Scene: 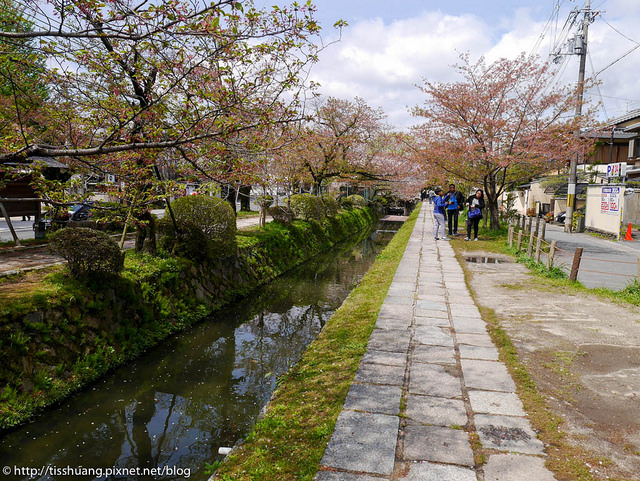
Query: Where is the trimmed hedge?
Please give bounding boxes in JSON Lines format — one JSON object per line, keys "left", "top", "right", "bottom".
{"left": 160, "top": 195, "right": 237, "bottom": 259}
{"left": 48, "top": 227, "right": 124, "bottom": 278}
{"left": 267, "top": 206, "right": 295, "bottom": 224}
{"left": 290, "top": 193, "right": 325, "bottom": 221}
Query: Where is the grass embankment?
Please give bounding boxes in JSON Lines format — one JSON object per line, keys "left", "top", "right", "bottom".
{"left": 451, "top": 224, "right": 638, "bottom": 481}
{"left": 212, "top": 205, "right": 420, "bottom": 480}
{"left": 0, "top": 208, "right": 376, "bottom": 431}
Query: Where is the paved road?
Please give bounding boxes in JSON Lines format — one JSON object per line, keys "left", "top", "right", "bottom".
{"left": 317, "top": 205, "right": 555, "bottom": 480}
{"left": 541, "top": 223, "right": 640, "bottom": 290}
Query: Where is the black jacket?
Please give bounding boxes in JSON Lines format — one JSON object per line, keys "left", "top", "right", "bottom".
{"left": 466, "top": 194, "right": 485, "bottom": 211}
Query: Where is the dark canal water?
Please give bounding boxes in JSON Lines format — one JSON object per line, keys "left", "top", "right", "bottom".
{"left": 0, "top": 222, "right": 400, "bottom": 480}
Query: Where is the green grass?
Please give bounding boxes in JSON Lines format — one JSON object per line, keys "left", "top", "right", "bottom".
{"left": 212, "top": 204, "right": 421, "bottom": 480}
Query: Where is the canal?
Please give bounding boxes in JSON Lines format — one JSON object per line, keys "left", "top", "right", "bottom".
{"left": 0, "top": 221, "right": 401, "bottom": 480}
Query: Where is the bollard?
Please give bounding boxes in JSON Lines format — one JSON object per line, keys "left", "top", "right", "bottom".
{"left": 547, "top": 240, "right": 557, "bottom": 269}
{"left": 535, "top": 235, "right": 542, "bottom": 263}
{"left": 527, "top": 227, "right": 535, "bottom": 257}
{"left": 517, "top": 230, "right": 523, "bottom": 251}
{"left": 508, "top": 225, "right": 514, "bottom": 247}
{"left": 569, "top": 247, "right": 583, "bottom": 281}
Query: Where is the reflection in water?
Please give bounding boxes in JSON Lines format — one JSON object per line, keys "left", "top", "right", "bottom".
{"left": 0, "top": 223, "right": 398, "bottom": 481}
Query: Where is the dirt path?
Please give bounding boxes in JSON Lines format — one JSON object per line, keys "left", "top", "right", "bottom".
{"left": 462, "top": 250, "right": 640, "bottom": 480}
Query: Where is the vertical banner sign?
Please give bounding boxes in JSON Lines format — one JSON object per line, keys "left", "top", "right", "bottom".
{"left": 601, "top": 187, "right": 620, "bottom": 215}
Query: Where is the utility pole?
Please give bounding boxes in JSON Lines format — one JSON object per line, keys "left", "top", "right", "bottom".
{"left": 565, "top": 0, "right": 593, "bottom": 233}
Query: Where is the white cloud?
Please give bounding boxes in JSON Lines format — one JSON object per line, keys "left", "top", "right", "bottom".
{"left": 310, "top": 3, "right": 640, "bottom": 130}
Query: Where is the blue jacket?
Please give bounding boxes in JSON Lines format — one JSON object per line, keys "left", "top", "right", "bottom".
{"left": 433, "top": 195, "right": 446, "bottom": 215}
{"left": 445, "top": 193, "right": 458, "bottom": 211}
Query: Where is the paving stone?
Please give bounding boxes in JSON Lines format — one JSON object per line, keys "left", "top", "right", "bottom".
{"left": 404, "top": 462, "right": 477, "bottom": 481}
{"left": 414, "top": 307, "right": 449, "bottom": 319}
{"left": 414, "top": 292, "right": 446, "bottom": 302}
{"left": 412, "top": 345, "right": 456, "bottom": 364}
{"left": 385, "top": 287, "right": 415, "bottom": 299}
{"left": 413, "top": 325, "right": 454, "bottom": 347}
{"left": 405, "top": 394, "right": 467, "bottom": 427}
{"left": 384, "top": 295, "right": 414, "bottom": 305}
{"left": 368, "top": 329, "right": 411, "bottom": 353}
{"left": 456, "top": 332, "right": 495, "bottom": 347}
{"left": 450, "top": 306, "right": 482, "bottom": 317}
{"left": 376, "top": 316, "right": 412, "bottom": 330}
{"left": 459, "top": 344, "right": 499, "bottom": 361}
{"left": 415, "top": 299, "right": 447, "bottom": 311}
{"left": 315, "top": 472, "right": 386, "bottom": 481}
{"left": 378, "top": 303, "right": 414, "bottom": 319}
{"left": 414, "top": 315, "right": 450, "bottom": 327}
{"left": 409, "top": 363, "right": 462, "bottom": 398}
{"left": 451, "top": 316, "right": 487, "bottom": 334}
{"left": 355, "top": 362, "right": 405, "bottom": 386}
{"left": 483, "top": 453, "right": 557, "bottom": 481}
{"left": 460, "top": 359, "right": 516, "bottom": 392}
{"left": 321, "top": 411, "right": 399, "bottom": 476}
{"left": 475, "top": 414, "right": 545, "bottom": 454}
{"left": 344, "top": 383, "right": 403, "bottom": 415}
{"left": 403, "top": 425, "right": 474, "bottom": 466}
{"left": 468, "top": 390, "right": 526, "bottom": 416}
{"left": 361, "top": 350, "right": 407, "bottom": 367}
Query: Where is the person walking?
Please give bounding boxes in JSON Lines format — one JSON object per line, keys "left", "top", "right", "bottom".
{"left": 433, "top": 188, "right": 448, "bottom": 240}
{"left": 465, "top": 189, "right": 485, "bottom": 241}
{"left": 445, "top": 183, "right": 465, "bottom": 236}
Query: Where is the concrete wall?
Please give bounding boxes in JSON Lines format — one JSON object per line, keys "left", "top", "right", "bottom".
{"left": 585, "top": 185, "right": 624, "bottom": 238}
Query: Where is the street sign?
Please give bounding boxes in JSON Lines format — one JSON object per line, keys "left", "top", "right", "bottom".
{"left": 606, "top": 162, "right": 627, "bottom": 178}
{"left": 601, "top": 187, "right": 620, "bottom": 215}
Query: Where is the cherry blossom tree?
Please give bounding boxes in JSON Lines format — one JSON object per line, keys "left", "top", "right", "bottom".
{"left": 411, "top": 53, "right": 595, "bottom": 229}
{"left": 0, "top": 0, "right": 333, "bottom": 171}
{"left": 292, "top": 96, "right": 388, "bottom": 195}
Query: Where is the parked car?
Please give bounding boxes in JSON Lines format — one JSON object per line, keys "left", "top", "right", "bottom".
{"left": 555, "top": 211, "right": 566, "bottom": 223}
{"left": 69, "top": 203, "right": 93, "bottom": 221}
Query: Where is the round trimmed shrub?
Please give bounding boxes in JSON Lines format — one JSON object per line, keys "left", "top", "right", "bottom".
{"left": 48, "top": 227, "right": 124, "bottom": 278}
{"left": 289, "top": 194, "right": 326, "bottom": 221}
{"left": 163, "top": 195, "right": 237, "bottom": 259}
{"left": 267, "top": 205, "right": 295, "bottom": 224}
{"left": 322, "top": 197, "right": 340, "bottom": 217}
{"left": 346, "top": 194, "right": 367, "bottom": 207}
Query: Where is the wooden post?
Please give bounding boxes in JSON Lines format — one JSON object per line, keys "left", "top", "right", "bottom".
{"left": 521, "top": 214, "right": 526, "bottom": 231}
{"left": 517, "top": 230, "right": 523, "bottom": 251}
{"left": 527, "top": 216, "right": 533, "bottom": 234}
{"left": 535, "top": 234, "right": 542, "bottom": 263}
{"left": 527, "top": 227, "right": 535, "bottom": 257}
{"left": 569, "top": 247, "right": 583, "bottom": 281}
{"left": 0, "top": 201, "right": 22, "bottom": 247}
{"left": 541, "top": 219, "right": 547, "bottom": 241}
{"left": 547, "top": 240, "right": 557, "bottom": 269}
{"left": 534, "top": 216, "right": 540, "bottom": 237}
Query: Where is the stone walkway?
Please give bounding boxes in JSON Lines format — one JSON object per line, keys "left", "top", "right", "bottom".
{"left": 316, "top": 205, "right": 556, "bottom": 481}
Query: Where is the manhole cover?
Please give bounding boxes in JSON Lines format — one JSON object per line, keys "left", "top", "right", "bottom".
{"left": 479, "top": 425, "right": 531, "bottom": 445}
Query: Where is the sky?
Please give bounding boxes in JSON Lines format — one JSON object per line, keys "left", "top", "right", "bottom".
{"left": 283, "top": 0, "right": 640, "bottom": 130}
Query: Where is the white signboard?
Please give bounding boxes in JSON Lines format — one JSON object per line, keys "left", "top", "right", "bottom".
{"left": 606, "top": 162, "right": 627, "bottom": 178}
{"left": 600, "top": 187, "right": 620, "bottom": 215}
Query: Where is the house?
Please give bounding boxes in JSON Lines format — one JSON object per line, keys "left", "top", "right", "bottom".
{"left": 0, "top": 157, "right": 69, "bottom": 220}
